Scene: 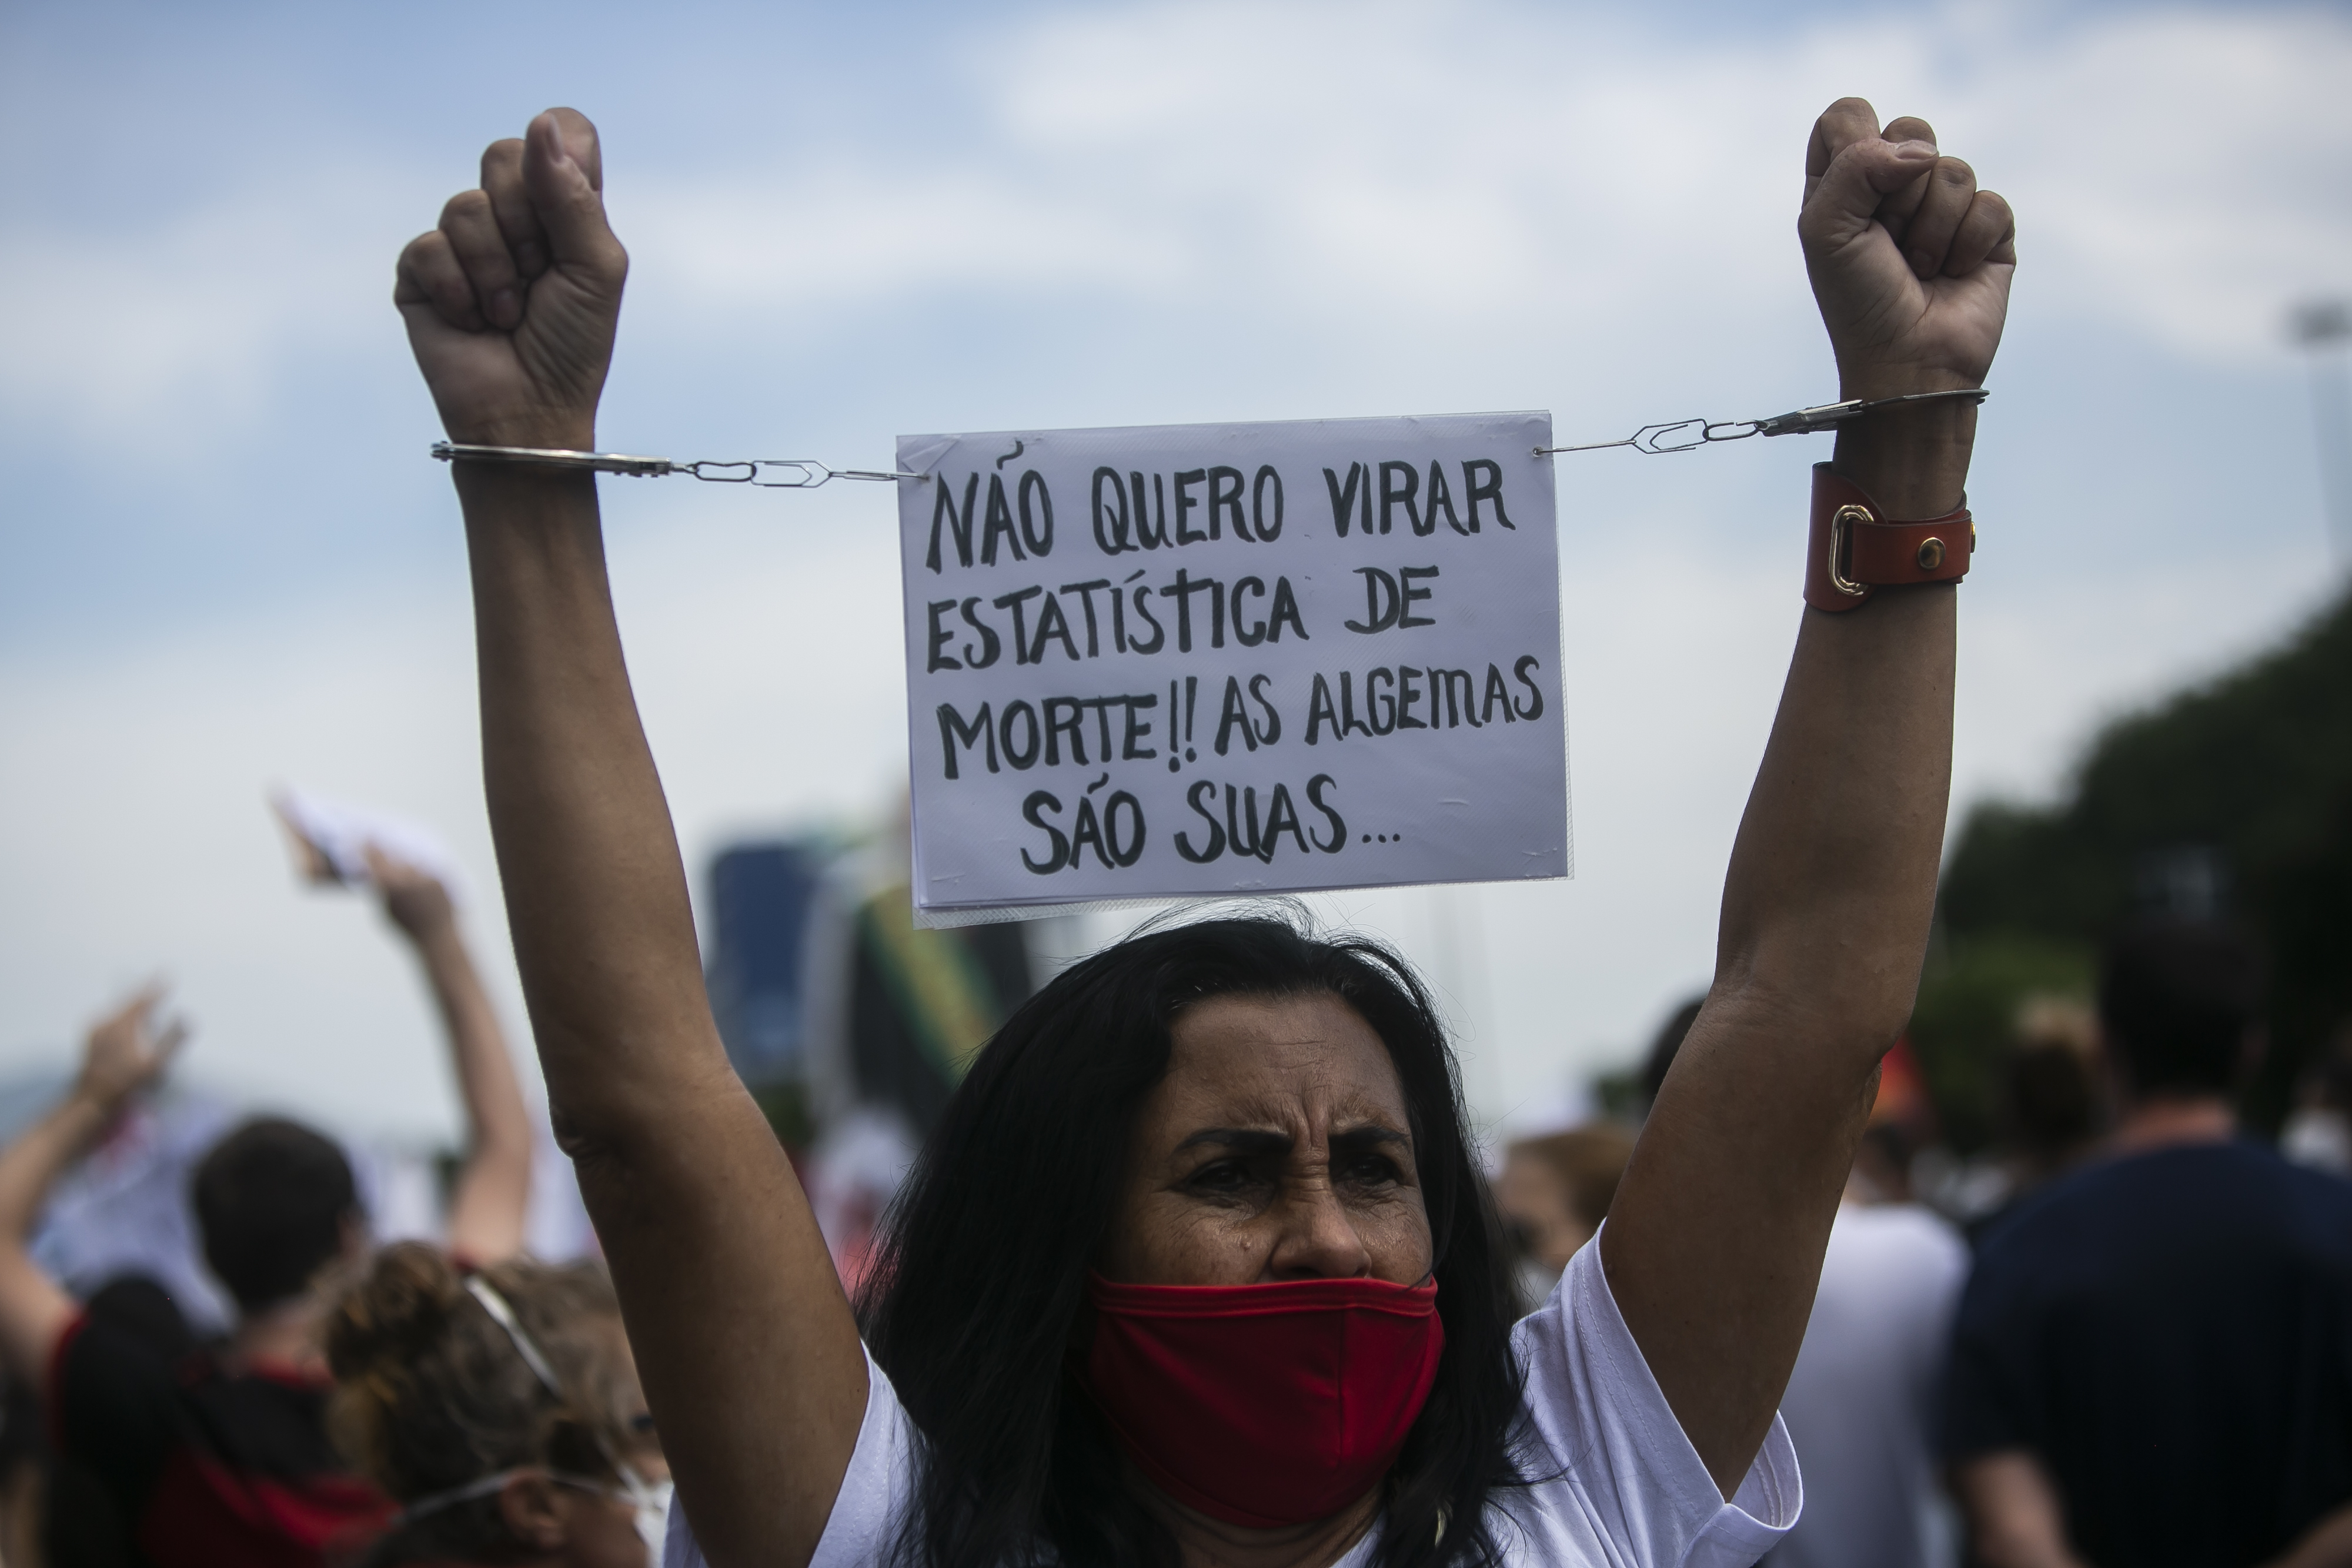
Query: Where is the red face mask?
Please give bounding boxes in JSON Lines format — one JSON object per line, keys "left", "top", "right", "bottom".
{"left": 1081, "top": 1273, "right": 1446, "bottom": 1529}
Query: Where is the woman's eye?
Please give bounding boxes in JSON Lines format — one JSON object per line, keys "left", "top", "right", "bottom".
{"left": 1185, "top": 1161, "right": 1258, "bottom": 1195}
{"left": 1341, "top": 1154, "right": 1402, "bottom": 1186}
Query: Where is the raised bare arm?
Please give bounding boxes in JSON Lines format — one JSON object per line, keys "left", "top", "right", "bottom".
{"left": 0, "top": 989, "right": 184, "bottom": 1389}
{"left": 393, "top": 110, "right": 866, "bottom": 1568}
{"left": 1601, "top": 97, "right": 2016, "bottom": 1493}
{"left": 365, "top": 848, "right": 534, "bottom": 1264}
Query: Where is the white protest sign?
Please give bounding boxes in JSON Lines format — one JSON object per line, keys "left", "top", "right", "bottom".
{"left": 897, "top": 412, "right": 1568, "bottom": 924}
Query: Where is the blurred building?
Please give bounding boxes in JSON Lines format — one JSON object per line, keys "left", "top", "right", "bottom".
{"left": 701, "top": 830, "right": 1038, "bottom": 1287}
{"left": 705, "top": 842, "right": 830, "bottom": 1141}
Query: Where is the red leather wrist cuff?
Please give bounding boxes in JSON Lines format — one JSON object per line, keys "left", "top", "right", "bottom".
{"left": 1806, "top": 463, "right": 1973, "bottom": 613}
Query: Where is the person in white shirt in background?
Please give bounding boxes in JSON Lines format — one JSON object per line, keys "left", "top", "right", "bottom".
{"left": 1763, "top": 1080, "right": 1969, "bottom": 1568}
{"left": 1493, "top": 1125, "right": 1636, "bottom": 1312}
{"left": 2283, "top": 1025, "right": 2352, "bottom": 1176}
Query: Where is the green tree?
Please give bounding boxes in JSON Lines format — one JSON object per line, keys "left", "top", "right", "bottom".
{"left": 1932, "top": 585, "right": 2352, "bottom": 1137}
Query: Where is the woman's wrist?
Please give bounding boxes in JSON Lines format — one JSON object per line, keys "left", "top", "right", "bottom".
{"left": 452, "top": 457, "right": 602, "bottom": 520}
{"left": 436, "top": 398, "right": 598, "bottom": 453}
{"left": 1829, "top": 360, "right": 1980, "bottom": 517}
{"left": 1830, "top": 401, "right": 1975, "bottom": 519}
{"left": 405, "top": 919, "right": 470, "bottom": 977}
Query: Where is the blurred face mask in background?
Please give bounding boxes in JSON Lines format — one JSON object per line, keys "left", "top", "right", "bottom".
{"left": 465, "top": 1276, "right": 671, "bottom": 1567}
{"left": 387, "top": 1466, "right": 662, "bottom": 1564}
{"left": 613, "top": 1461, "right": 674, "bottom": 1565}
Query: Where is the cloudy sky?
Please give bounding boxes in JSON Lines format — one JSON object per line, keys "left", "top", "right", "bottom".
{"left": 3, "top": 0, "right": 2348, "bottom": 1144}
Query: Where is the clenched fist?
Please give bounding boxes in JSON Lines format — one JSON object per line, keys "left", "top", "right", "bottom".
{"left": 395, "top": 109, "right": 627, "bottom": 450}
{"left": 1800, "top": 98, "right": 2016, "bottom": 402}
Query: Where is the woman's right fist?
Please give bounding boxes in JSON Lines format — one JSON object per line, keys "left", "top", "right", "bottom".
{"left": 394, "top": 109, "right": 627, "bottom": 450}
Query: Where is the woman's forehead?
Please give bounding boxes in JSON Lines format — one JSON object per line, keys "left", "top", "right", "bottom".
{"left": 1158, "top": 992, "right": 1408, "bottom": 1124}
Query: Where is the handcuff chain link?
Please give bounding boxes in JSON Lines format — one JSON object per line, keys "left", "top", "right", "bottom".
{"left": 1535, "top": 387, "right": 1988, "bottom": 457}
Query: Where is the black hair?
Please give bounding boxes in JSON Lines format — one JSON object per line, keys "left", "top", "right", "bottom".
{"left": 859, "top": 912, "right": 1528, "bottom": 1568}
{"left": 2098, "top": 918, "right": 2264, "bottom": 1096}
{"left": 192, "top": 1116, "right": 360, "bottom": 1314}
{"left": 2003, "top": 1042, "right": 2097, "bottom": 1157}
{"left": 85, "top": 1274, "right": 200, "bottom": 1362}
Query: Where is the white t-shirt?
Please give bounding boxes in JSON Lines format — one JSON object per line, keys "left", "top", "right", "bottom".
{"left": 1760, "top": 1202, "right": 1968, "bottom": 1568}
{"left": 667, "top": 1236, "right": 1799, "bottom": 1567}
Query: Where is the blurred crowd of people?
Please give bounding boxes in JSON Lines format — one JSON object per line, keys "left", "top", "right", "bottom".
{"left": 0, "top": 790, "right": 2347, "bottom": 1568}
{"left": 0, "top": 805, "right": 664, "bottom": 1566}
{"left": 0, "top": 797, "right": 1060, "bottom": 1567}
{"left": 1485, "top": 917, "right": 2352, "bottom": 1568}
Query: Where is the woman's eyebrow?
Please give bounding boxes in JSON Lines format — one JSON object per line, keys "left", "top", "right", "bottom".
{"left": 1174, "top": 1127, "right": 1291, "bottom": 1156}
{"left": 1174, "top": 1124, "right": 1410, "bottom": 1158}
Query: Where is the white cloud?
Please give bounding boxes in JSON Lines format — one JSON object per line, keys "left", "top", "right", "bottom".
{"left": 624, "top": 0, "right": 2352, "bottom": 362}
{"left": 0, "top": 165, "right": 435, "bottom": 444}
{"left": 624, "top": 170, "right": 1164, "bottom": 310}
{"left": 0, "top": 486, "right": 914, "bottom": 1139}
{"left": 6, "top": 2, "right": 2344, "bottom": 451}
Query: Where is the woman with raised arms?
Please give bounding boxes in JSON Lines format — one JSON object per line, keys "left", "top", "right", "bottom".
{"left": 392, "top": 96, "right": 2012, "bottom": 1568}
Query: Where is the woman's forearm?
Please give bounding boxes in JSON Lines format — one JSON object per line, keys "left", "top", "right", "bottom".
{"left": 458, "top": 464, "right": 727, "bottom": 1144}
{"left": 1611, "top": 519, "right": 1957, "bottom": 1496}
{"left": 456, "top": 458, "right": 867, "bottom": 1567}
{"left": 1711, "top": 406, "right": 1966, "bottom": 1055}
